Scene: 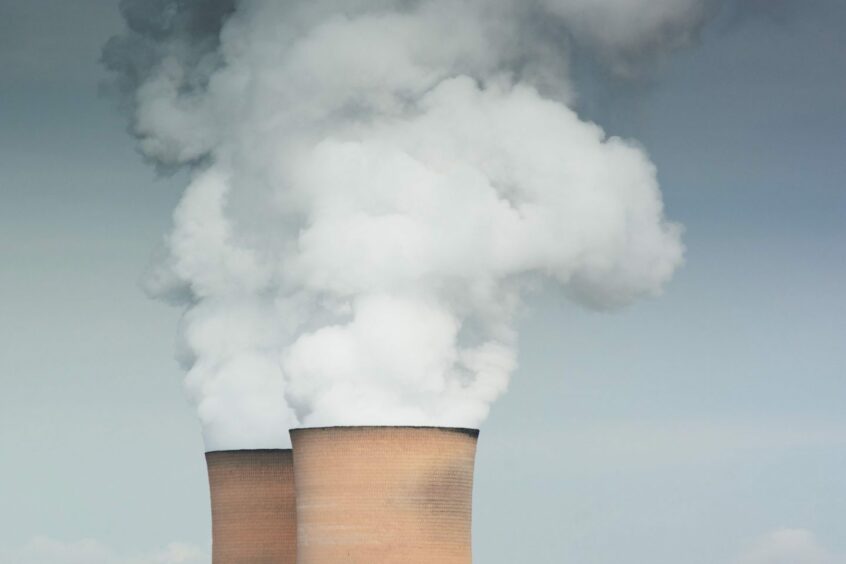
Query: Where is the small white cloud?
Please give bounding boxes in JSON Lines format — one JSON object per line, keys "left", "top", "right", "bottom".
{"left": 0, "top": 537, "right": 209, "bottom": 564}
{"left": 735, "top": 529, "right": 844, "bottom": 564}
{"left": 149, "top": 542, "right": 208, "bottom": 564}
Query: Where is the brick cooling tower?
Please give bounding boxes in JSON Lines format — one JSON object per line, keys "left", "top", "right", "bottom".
{"left": 290, "top": 426, "right": 478, "bottom": 564}
{"left": 205, "top": 449, "right": 297, "bottom": 563}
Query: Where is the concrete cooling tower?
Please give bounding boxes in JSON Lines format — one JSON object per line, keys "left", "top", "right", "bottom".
{"left": 290, "top": 426, "right": 479, "bottom": 564}
{"left": 205, "top": 449, "right": 297, "bottom": 563}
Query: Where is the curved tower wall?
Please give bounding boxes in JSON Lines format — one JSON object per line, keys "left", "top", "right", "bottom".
{"left": 290, "top": 426, "right": 478, "bottom": 564}
{"left": 205, "top": 449, "right": 297, "bottom": 563}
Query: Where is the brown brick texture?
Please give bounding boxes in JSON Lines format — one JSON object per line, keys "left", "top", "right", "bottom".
{"left": 206, "top": 449, "right": 297, "bottom": 563}
{"left": 290, "top": 426, "right": 478, "bottom": 564}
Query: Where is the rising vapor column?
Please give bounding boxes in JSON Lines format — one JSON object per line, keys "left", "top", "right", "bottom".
{"left": 290, "top": 426, "right": 478, "bottom": 564}
{"left": 205, "top": 449, "right": 297, "bottom": 563}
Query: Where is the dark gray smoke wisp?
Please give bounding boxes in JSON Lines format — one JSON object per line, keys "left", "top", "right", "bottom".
{"left": 102, "top": 0, "right": 235, "bottom": 165}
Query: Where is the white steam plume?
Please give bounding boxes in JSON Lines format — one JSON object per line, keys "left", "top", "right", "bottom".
{"left": 104, "top": 0, "right": 688, "bottom": 450}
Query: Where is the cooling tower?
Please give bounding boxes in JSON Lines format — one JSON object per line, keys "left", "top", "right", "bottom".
{"left": 290, "top": 426, "right": 479, "bottom": 564}
{"left": 205, "top": 449, "right": 297, "bottom": 564}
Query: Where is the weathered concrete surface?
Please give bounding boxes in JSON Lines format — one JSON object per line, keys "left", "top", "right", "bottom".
{"left": 206, "top": 449, "right": 297, "bottom": 563}
{"left": 290, "top": 426, "right": 478, "bottom": 564}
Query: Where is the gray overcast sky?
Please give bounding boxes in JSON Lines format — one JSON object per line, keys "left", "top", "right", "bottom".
{"left": 1, "top": 1, "right": 844, "bottom": 563}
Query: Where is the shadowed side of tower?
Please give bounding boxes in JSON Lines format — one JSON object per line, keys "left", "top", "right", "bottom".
{"left": 290, "top": 426, "right": 478, "bottom": 564}
{"left": 205, "top": 449, "right": 297, "bottom": 563}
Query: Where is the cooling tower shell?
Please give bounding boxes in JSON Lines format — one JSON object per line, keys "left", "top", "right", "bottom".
{"left": 205, "top": 449, "right": 297, "bottom": 564}
{"left": 290, "top": 426, "right": 479, "bottom": 564}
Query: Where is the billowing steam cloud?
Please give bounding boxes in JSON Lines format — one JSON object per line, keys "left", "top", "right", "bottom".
{"left": 104, "top": 0, "right": 689, "bottom": 450}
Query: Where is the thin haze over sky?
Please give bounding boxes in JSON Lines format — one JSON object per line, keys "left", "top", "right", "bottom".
{"left": 1, "top": 1, "right": 844, "bottom": 563}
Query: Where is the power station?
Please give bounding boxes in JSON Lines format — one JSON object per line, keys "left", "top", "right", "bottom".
{"left": 206, "top": 427, "right": 479, "bottom": 563}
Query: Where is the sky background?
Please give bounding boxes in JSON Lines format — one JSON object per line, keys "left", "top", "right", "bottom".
{"left": 1, "top": 1, "right": 844, "bottom": 563}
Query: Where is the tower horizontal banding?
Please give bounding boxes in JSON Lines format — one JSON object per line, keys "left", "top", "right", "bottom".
{"left": 290, "top": 426, "right": 479, "bottom": 564}
{"left": 205, "top": 449, "right": 297, "bottom": 563}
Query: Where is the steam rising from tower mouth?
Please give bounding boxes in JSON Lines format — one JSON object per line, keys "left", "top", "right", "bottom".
{"left": 104, "top": 0, "right": 691, "bottom": 450}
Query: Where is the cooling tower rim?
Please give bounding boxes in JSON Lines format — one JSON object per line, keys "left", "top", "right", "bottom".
{"left": 289, "top": 425, "right": 479, "bottom": 438}
{"left": 205, "top": 448, "right": 292, "bottom": 455}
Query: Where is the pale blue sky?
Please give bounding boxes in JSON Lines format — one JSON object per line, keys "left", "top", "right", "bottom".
{"left": 1, "top": 1, "right": 844, "bottom": 563}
